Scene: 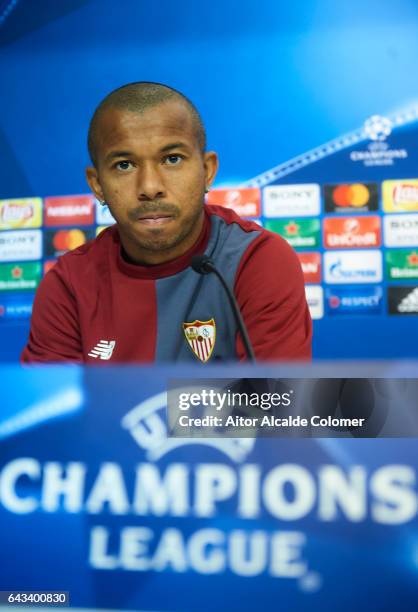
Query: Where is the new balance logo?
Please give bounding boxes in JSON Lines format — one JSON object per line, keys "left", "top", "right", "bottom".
{"left": 88, "top": 340, "right": 116, "bottom": 360}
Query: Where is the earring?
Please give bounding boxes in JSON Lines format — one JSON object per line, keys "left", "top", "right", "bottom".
{"left": 99, "top": 200, "right": 106, "bottom": 207}
{"left": 205, "top": 187, "right": 210, "bottom": 194}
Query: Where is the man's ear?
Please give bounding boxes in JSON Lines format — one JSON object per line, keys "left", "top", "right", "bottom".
{"left": 86, "top": 166, "right": 104, "bottom": 202}
{"left": 203, "top": 151, "right": 219, "bottom": 191}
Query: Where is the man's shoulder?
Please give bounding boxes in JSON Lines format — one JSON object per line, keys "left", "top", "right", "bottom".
{"left": 206, "top": 203, "right": 293, "bottom": 254}
{"left": 206, "top": 203, "right": 262, "bottom": 233}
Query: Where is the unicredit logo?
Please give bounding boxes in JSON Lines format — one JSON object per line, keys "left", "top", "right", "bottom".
{"left": 225, "top": 191, "right": 241, "bottom": 204}
{"left": 327, "top": 232, "right": 377, "bottom": 247}
{"left": 324, "top": 217, "right": 381, "bottom": 248}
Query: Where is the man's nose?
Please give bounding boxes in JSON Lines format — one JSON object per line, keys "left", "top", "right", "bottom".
{"left": 136, "top": 162, "right": 166, "bottom": 201}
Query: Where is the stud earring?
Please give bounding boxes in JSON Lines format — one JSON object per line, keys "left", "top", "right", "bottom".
{"left": 205, "top": 187, "right": 210, "bottom": 194}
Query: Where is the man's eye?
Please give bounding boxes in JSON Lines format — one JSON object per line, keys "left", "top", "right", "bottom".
{"left": 164, "top": 155, "right": 183, "bottom": 166}
{"left": 115, "top": 161, "right": 133, "bottom": 171}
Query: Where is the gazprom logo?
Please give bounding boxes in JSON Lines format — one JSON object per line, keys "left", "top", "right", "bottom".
{"left": 324, "top": 251, "right": 382, "bottom": 284}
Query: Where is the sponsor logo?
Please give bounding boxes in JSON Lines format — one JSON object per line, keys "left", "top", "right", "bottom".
{"left": 305, "top": 285, "right": 323, "bottom": 319}
{"left": 206, "top": 188, "right": 261, "bottom": 217}
{"left": 350, "top": 115, "right": 408, "bottom": 167}
{"left": 326, "top": 286, "right": 383, "bottom": 315}
{"left": 0, "top": 262, "right": 42, "bottom": 291}
{"left": 324, "top": 250, "right": 382, "bottom": 284}
{"left": 0, "top": 293, "right": 33, "bottom": 321}
{"left": 364, "top": 115, "right": 392, "bottom": 142}
{"left": 383, "top": 214, "right": 418, "bottom": 247}
{"left": 324, "top": 183, "right": 378, "bottom": 213}
{"left": 388, "top": 286, "right": 418, "bottom": 315}
{"left": 0, "top": 198, "right": 42, "bottom": 230}
{"left": 0, "top": 230, "right": 42, "bottom": 261}
{"left": 183, "top": 319, "right": 216, "bottom": 362}
{"left": 323, "top": 216, "right": 381, "bottom": 248}
{"left": 121, "top": 393, "right": 254, "bottom": 462}
{"left": 385, "top": 250, "right": 418, "bottom": 279}
{"left": 44, "top": 228, "right": 95, "bottom": 257}
{"left": 382, "top": 179, "right": 418, "bottom": 212}
{"left": 297, "top": 252, "right": 321, "bottom": 283}
{"left": 263, "top": 184, "right": 320, "bottom": 217}
{"left": 88, "top": 340, "right": 116, "bottom": 360}
{"left": 44, "top": 195, "right": 95, "bottom": 227}
{"left": 264, "top": 218, "right": 320, "bottom": 248}
{"left": 95, "top": 201, "right": 116, "bottom": 225}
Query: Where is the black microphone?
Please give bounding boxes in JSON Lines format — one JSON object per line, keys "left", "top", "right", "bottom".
{"left": 191, "top": 254, "right": 256, "bottom": 361}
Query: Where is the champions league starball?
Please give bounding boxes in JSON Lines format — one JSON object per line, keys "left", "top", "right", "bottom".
{"left": 363, "top": 115, "right": 393, "bottom": 141}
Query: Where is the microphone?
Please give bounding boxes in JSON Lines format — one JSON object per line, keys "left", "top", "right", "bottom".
{"left": 191, "top": 255, "right": 256, "bottom": 361}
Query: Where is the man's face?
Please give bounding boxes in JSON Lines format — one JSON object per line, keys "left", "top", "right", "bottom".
{"left": 86, "top": 100, "right": 218, "bottom": 264}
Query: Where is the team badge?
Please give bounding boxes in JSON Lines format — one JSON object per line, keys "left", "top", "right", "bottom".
{"left": 183, "top": 319, "right": 216, "bottom": 363}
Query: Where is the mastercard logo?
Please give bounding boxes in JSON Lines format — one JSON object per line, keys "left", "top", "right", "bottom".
{"left": 332, "top": 184, "right": 370, "bottom": 208}
{"left": 52, "top": 229, "right": 87, "bottom": 252}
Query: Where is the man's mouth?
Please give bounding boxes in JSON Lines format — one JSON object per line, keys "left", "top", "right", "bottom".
{"left": 136, "top": 213, "right": 174, "bottom": 226}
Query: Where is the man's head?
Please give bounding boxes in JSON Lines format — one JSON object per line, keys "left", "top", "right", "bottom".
{"left": 86, "top": 82, "right": 218, "bottom": 265}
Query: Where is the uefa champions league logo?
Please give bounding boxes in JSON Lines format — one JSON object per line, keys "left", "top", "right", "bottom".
{"left": 363, "top": 115, "right": 392, "bottom": 142}
{"left": 121, "top": 391, "right": 255, "bottom": 462}
{"left": 351, "top": 113, "right": 406, "bottom": 166}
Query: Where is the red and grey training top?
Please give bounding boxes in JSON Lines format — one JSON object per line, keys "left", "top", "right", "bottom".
{"left": 21, "top": 205, "right": 312, "bottom": 363}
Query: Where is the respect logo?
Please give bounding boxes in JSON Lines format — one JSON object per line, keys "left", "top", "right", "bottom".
{"left": 0, "top": 293, "right": 33, "bottom": 320}
{"left": 324, "top": 183, "right": 378, "bottom": 213}
{"left": 326, "top": 286, "right": 383, "bottom": 315}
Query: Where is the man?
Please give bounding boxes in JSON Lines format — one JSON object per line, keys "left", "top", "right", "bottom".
{"left": 22, "top": 82, "right": 312, "bottom": 363}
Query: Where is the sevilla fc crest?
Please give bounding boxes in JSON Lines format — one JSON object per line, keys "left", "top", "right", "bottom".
{"left": 183, "top": 319, "right": 216, "bottom": 363}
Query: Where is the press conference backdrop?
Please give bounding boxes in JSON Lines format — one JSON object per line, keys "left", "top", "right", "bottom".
{"left": 1, "top": 0, "right": 418, "bottom": 360}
